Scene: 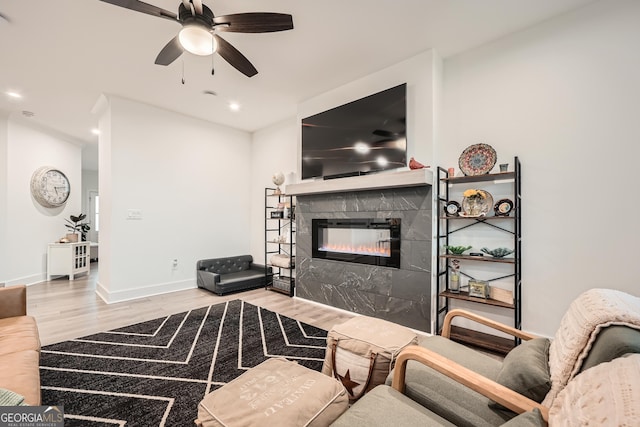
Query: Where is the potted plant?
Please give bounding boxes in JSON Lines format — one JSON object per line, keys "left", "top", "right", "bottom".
{"left": 65, "top": 213, "right": 91, "bottom": 242}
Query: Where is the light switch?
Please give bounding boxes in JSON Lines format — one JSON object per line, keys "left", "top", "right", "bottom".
{"left": 127, "top": 209, "right": 142, "bottom": 220}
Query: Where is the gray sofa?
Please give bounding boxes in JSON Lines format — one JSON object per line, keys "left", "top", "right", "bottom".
{"left": 196, "top": 255, "right": 271, "bottom": 295}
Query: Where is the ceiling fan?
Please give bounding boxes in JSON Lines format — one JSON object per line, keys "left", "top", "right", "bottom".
{"left": 99, "top": 0, "right": 293, "bottom": 77}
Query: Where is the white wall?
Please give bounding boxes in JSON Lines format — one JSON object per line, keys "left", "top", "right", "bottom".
{"left": 1, "top": 118, "right": 82, "bottom": 285}
{"left": 441, "top": 0, "right": 640, "bottom": 336}
{"left": 249, "top": 118, "right": 298, "bottom": 265}
{"left": 95, "top": 95, "right": 252, "bottom": 303}
{"left": 0, "top": 112, "right": 8, "bottom": 284}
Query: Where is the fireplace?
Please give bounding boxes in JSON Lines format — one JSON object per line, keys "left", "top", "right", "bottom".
{"left": 312, "top": 218, "right": 401, "bottom": 268}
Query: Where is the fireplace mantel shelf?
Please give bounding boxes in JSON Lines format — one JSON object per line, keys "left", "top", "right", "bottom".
{"left": 285, "top": 169, "right": 433, "bottom": 196}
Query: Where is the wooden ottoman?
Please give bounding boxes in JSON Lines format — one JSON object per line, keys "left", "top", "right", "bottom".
{"left": 195, "top": 358, "right": 348, "bottom": 427}
{"left": 322, "top": 316, "right": 418, "bottom": 402}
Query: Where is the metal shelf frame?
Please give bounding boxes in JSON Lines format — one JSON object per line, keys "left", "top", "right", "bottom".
{"left": 435, "top": 157, "right": 522, "bottom": 349}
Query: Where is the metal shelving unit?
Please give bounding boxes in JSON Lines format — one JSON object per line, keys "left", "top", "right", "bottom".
{"left": 264, "top": 188, "right": 295, "bottom": 297}
{"left": 436, "top": 157, "right": 522, "bottom": 354}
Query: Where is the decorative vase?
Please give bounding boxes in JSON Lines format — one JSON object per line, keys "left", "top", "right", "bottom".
{"left": 468, "top": 198, "right": 481, "bottom": 216}
{"left": 65, "top": 233, "right": 78, "bottom": 243}
{"left": 449, "top": 271, "right": 460, "bottom": 293}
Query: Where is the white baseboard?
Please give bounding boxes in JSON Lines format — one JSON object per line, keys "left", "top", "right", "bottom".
{"left": 4, "top": 273, "right": 47, "bottom": 287}
{"left": 96, "top": 278, "right": 197, "bottom": 304}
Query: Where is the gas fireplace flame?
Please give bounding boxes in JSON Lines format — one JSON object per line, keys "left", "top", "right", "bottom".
{"left": 320, "top": 243, "right": 391, "bottom": 257}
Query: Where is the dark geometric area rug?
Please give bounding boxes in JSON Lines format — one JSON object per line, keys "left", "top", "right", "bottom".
{"left": 39, "top": 299, "right": 328, "bottom": 426}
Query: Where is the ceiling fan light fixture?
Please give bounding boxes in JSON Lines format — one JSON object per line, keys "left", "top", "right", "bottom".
{"left": 178, "top": 24, "right": 217, "bottom": 56}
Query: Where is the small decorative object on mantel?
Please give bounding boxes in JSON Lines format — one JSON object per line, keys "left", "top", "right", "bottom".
{"left": 444, "top": 245, "right": 471, "bottom": 255}
{"left": 480, "top": 247, "right": 514, "bottom": 258}
{"left": 458, "top": 143, "right": 497, "bottom": 176}
{"left": 468, "top": 280, "right": 490, "bottom": 298}
{"left": 444, "top": 200, "right": 461, "bottom": 217}
{"left": 461, "top": 189, "right": 493, "bottom": 217}
{"left": 271, "top": 171, "right": 285, "bottom": 195}
{"left": 494, "top": 198, "right": 514, "bottom": 216}
{"left": 409, "top": 157, "right": 429, "bottom": 170}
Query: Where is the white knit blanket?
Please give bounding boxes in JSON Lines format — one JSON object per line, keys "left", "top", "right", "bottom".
{"left": 549, "top": 354, "right": 640, "bottom": 426}
{"left": 542, "top": 288, "right": 640, "bottom": 406}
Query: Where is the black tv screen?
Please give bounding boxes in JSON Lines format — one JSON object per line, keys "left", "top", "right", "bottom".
{"left": 301, "top": 83, "right": 407, "bottom": 180}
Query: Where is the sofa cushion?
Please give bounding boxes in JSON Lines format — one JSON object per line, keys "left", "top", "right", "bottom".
{"left": 490, "top": 338, "right": 551, "bottom": 409}
{"left": 501, "top": 409, "right": 545, "bottom": 427}
{"left": 388, "top": 335, "right": 512, "bottom": 427}
{"left": 218, "top": 270, "right": 264, "bottom": 285}
{"left": 205, "top": 256, "right": 252, "bottom": 275}
{"left": 0, "top": 350, "right": 41, "bottom": 406}
{"left": 331, "top": 385, "right": 456, "bottom": 427}
{"left": 579, "top": 325, "right": 640, "bottom": 373}
{"left": 0, "top": 316, "right": 40, "bottom": 356}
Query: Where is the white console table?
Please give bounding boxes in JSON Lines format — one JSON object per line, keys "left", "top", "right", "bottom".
{"left": 47, "top": 242, "right": 90, "bottom": 281}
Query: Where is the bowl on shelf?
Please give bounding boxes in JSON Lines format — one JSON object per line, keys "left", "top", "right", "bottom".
{"left": 444, "top": 245, "right": 472, "bottom": 255}
{"left": 480, "top": 247, "right": 514, "bottom": 258}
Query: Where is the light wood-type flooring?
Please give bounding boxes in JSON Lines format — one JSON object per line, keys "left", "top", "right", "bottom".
{"left": 27, "top": 263, "right": 357, "bottom": 346}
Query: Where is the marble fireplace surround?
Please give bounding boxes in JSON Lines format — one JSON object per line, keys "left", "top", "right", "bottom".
{"left": 287, "top": 169, "right": 433, "bottom": 332}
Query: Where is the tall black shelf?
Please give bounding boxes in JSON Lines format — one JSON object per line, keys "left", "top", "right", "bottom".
{"left": 264, "top": 188, "right": 295, "bottom": 297}
{"left": 436, "top": 157, "right": 522, "bottom": 354}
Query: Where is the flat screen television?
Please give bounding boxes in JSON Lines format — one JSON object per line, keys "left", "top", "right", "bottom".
{"left": 301, "top": 83, "right": 407, "bottom": 180}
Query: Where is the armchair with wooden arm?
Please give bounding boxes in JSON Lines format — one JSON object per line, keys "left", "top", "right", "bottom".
{"left": 330, "top": 309, "right": 548, "bottom": 427}
{"left": 378, "top": 309, "right": 547, "bottom": 427}
{"left": 332, "top": 289, "right": 640, "bottom": 427}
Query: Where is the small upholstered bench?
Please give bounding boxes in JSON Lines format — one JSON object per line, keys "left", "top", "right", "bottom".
{"left": 196, "top": 255, "right": 271, "bottom": 296}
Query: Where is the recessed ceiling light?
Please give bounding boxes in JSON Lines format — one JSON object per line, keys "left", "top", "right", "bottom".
{"left": 6, "top": 91, "right": 22, "bottom": 99}
{"left": 229, "top": 102, "right": 241, "bottom": 112}
{"left": 91, "top": 128, "right": 100, "bottom": 135}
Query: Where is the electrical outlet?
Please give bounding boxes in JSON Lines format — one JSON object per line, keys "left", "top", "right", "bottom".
{"left": 171, "top": 259, "right": 178, "bottom": 270}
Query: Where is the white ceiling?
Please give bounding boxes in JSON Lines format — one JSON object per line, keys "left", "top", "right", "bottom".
{"left": 1, "top": 0, "right": 596, "bottom": 149}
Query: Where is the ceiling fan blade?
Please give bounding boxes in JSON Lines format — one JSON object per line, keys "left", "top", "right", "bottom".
{"left": 214, "top": 35, "right": 258, "bottom": 77}
{"left": 191, "top": 0, "right": 203, "bottom": 15}
{"left": 213, "top": 13, "right": 293, "bottom": 33}
{"left": 155, "top": 36, "right": 184, "bottom": 66}
{"left": 373, "top": 129, "right": 405, "bottom": 138}
{"left": 99, "top": 0, "right": 177, "bottom": 22}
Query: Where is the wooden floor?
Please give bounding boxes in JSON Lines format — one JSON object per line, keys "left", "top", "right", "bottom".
{"left": 27, "top": 264, "right": 356, "bottom": 346}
